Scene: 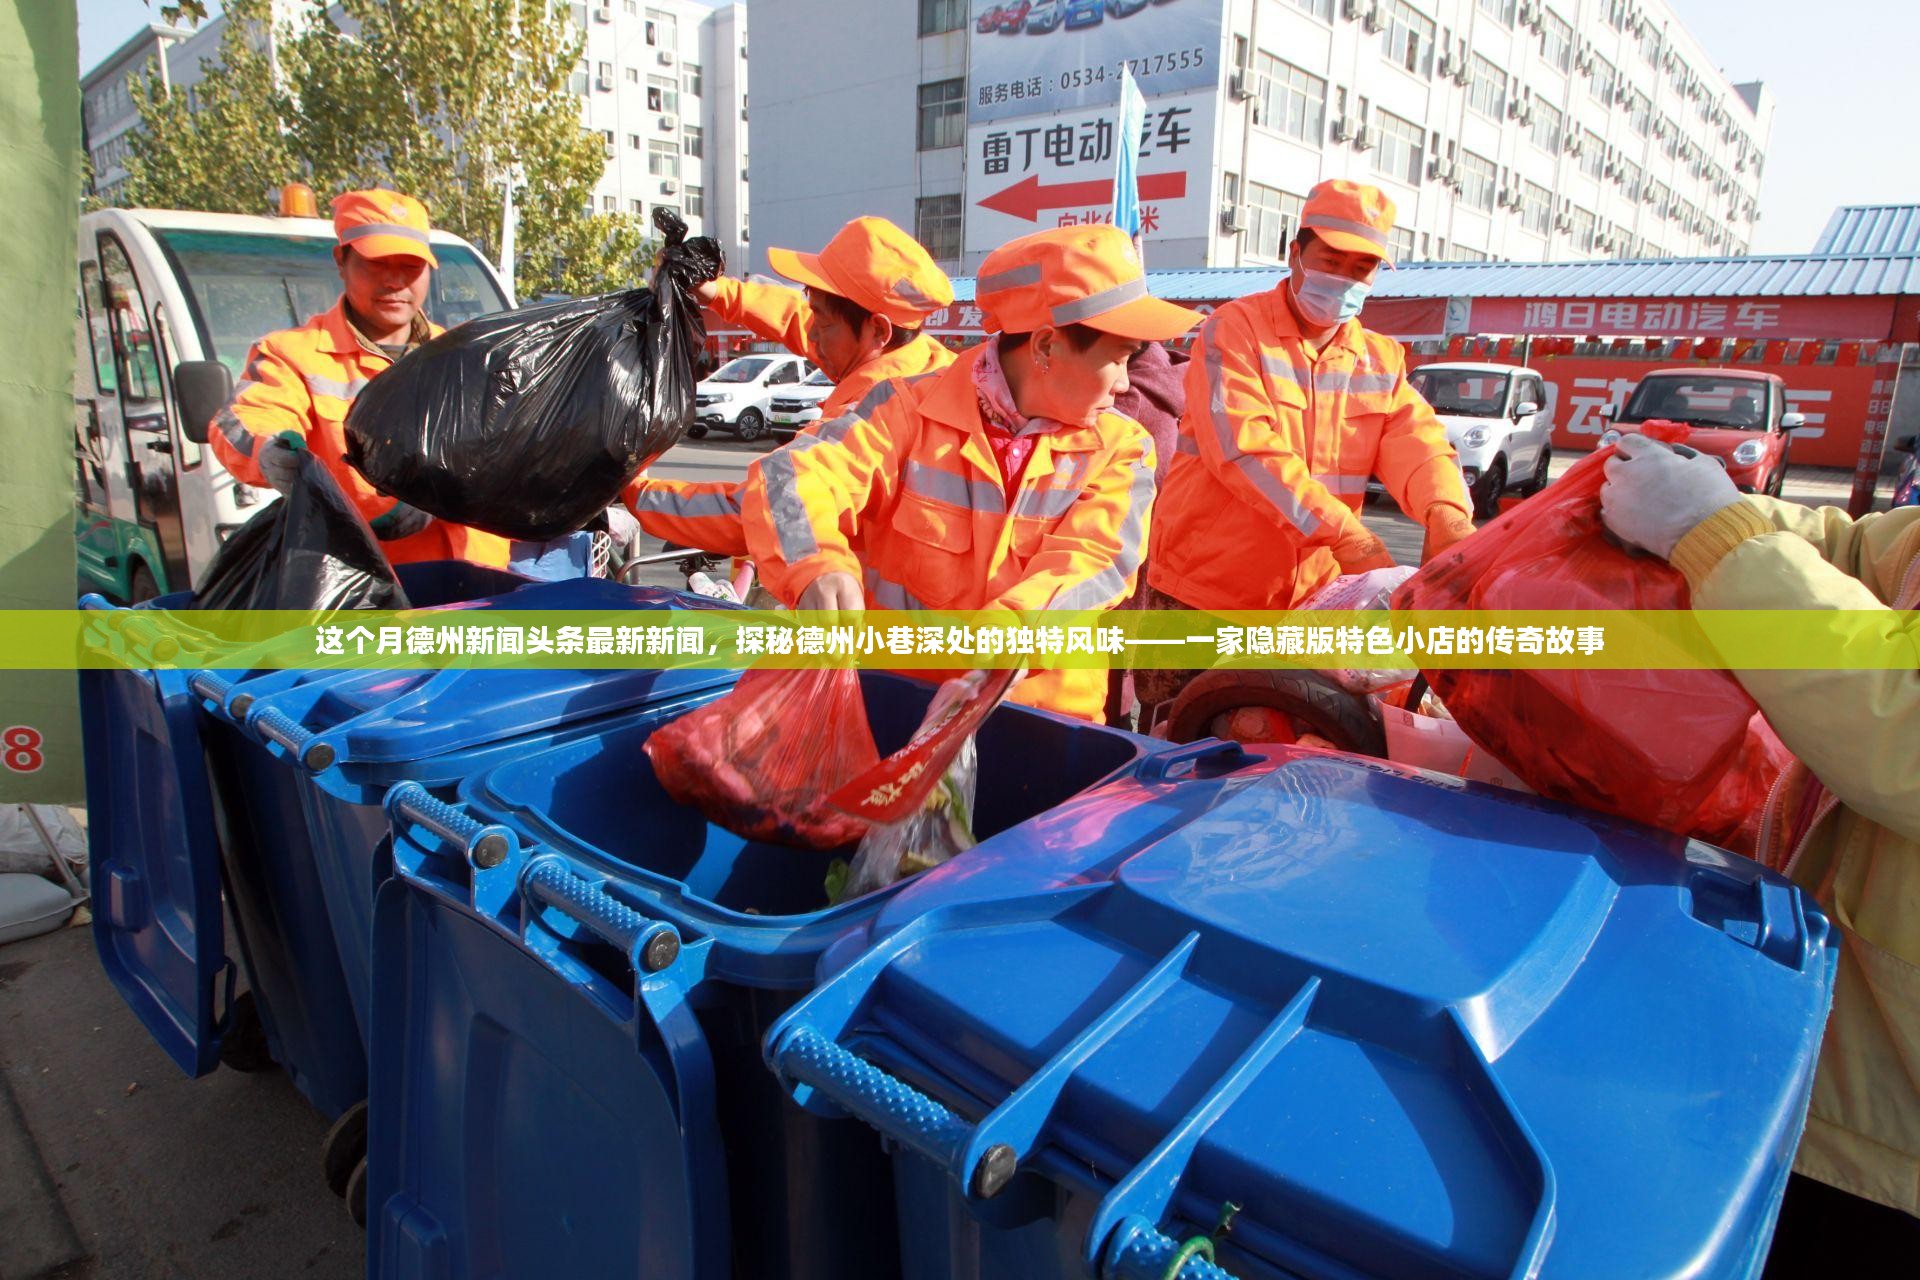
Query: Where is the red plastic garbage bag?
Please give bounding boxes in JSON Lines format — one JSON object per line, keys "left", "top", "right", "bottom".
{"left": 644, "top": 667, "right": 879, "bottom": 848}
{"left": 1392, "top": 443, "right": 1790, "bottom": 854}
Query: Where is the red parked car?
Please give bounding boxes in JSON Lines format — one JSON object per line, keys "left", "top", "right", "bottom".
{"left": 996, "top": 1, "right": 1032, "bottom": 31}
{"left": 1599, "top": 368, "right": 1806, "bottom": 495}
{"left": 976, "top": 6, "right": 1005, "bottom": 33}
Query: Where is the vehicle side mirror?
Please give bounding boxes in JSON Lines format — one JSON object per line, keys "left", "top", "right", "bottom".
{"left": 1895, "top": 434, "right": 1917, "bottom": 454}
{"left": 1598, "top": 401, "right": 1618, "bottom": 419}
{"left": 1779, "top": 411, "right": 1807, "bottom": 432}
{"left": 1513, "top": 400, "right": 1541, "bottom": 419}
{"left": 173, "top": 360, "right": 232, "bottom": 445}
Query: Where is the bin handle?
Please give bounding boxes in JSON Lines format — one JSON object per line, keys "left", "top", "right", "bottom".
{"left": 520, "top": 856, "right": 682, "bottom": 976}
{"left": 1101, "top": 1216, "right": 1242, "bottom": 1280}
{"left": 385, "top": 781, "right": 515, "bottom": 872}
{"left": 188, "top": 671, "right": 234, "bottom": 709}
{"left": 249, "top": 705, "right": 336, "bottom": 772}
{"left": 1138, "top": 739, "right": 1252, "bottom": 784}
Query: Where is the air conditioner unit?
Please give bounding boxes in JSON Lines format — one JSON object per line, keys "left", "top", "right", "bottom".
{"left": 1330, "top": 116, "right": 1354, "bottom": 142}
{"left": 1341, "top": 0, "right": 1367, "bottom": 18}
{"left": 660, "top": 178, "right": 678, "bottom": 194}
{"left": 1427, "top": 155, "right": 1449, "bottom": 181}
{"left": 1361, "top": 2, "right": 1386, "bottom": 34}
{"left": 1220, "top": 206, "right": 1245, "bottom": 234}
{"left": 1565, "top": 135, "right": 1583, "bottom": 157}
{"left": 658, "top": 50, "right": 675, "bottom": 65}
{"left": 1436, "top": 53, "right": 1453, "bottom": 79}
{"left": 1452, "top": 60, "right": 1471, "bottom": 86}
{"left": 1554, "top": 212, "right": 1573, "bottom": 232}
{"left": 1352, "top": 124, "right": 1377, "bottom": 150}
{"left": 657, "top": 114, "right": 675, "bottom": 131}
{"left": 595, "top": 74, "right": 613, "bottom": 91}
{"left": 593, "top": 6, "right": 611, "bottom": 22}
{"left": 1228, "top": 71, "right": 1254, "bottom": 101}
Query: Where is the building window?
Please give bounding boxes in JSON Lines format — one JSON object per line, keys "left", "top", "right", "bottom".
{"left": 684, "top": 62, "right": 702, "bottom": 97}
{"left": 1668, "top": 55, "right": 1691, "bottom": 96}
{"left": 1637, "top": 22, "right": 1661, "bottom": 64}
{"left": 626, "top": 67, "right": 640, "bottom": 84}
{"left": 602, "top": 195, "right": 617, "bottom": 213}
{"left": 630, "top": 199, "right": 644, "bottom": 214}
{"left": 1540, "top": 10, "right": 1573, "bottom": 73}
{"left": 1647, "top": 178, "right": 1671, "bottom": 216}
{"left": 1388, "top": 226, "right": 1415, "bottom": 261}
{"left": 918, "top": 0, "right": 966, "bottom": 35}
{"left": 1467, "top": 54, "right": 1507, "bottom": 120}
{"left": 683, "top": 125, "right": 703, "bottom": 158}
{"left": 915, "top": 194, "right": 963, "bottom": 262}
{"left": 1529, "top": 98, "right": 1563, "bottom": 154}
{"left": 649, "top": 138, "right": 679, "bottom": 178}
{"left": 1374, "top": 109, "right": 1424, "bottom": 185}
{"left": 1627, "top": 89, "right": 1652, "bottom": 136}
{"left": 686, "top": 185, "right": 703, "bottom": 218}
{"left": 624, "top": 0, "right": 637, "bottom": 12}
{"left": 1458, "top": 149, "right": 1497, "bottom": 212}
{"left": 649, "top": 75, "right": 679, "bottom": 115}
{"left": 1452, "top": 244, "right": 1489, "bottom": 262}
{"left": 1520, "top": 181, "right": 1552, "bottom": 234}
{"left": 1254, "top": 53, "right": 1326, "bottom": 143}
{"left": 1620, "top": 157, "right": 1643, "bottom": 201}
{"left": 1577, "top": 130, "right": 1605, "bottom": 180}
{"left": 628, "top": 133, "right": 642, "bottom": 149}
{"left": 1285, "top": 0, "right": 1334, "bottom": 19}
{"left": 1245, "top": 182, "right": 1304, "bottom": 261}
{"left": 596, "top": 61, "right": 612, "bottom": 89}
{"left": 600, "top": 128, "right": 615, "bottom": 155}
{"left": 1568, "top": 204, "right": 1596, "bottom": 252}
{"left": 646, "top": 8, "right": 677, "bottom": 47}
{"left": 1589, "top": 55, "right": 1616, "bottom": 105}
{"left": 1380, "top": 1, "right": 1436, "bottom": 78}
{"left": 917, "top": 78, "right": 965, "bottom": 151}
{"left": 1477, "top": 0, "right": 1516, "bottom": 27}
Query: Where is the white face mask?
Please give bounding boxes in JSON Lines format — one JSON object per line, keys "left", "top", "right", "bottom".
{"left": 1290, "top": 267, "right": 1373, "bottom": 326}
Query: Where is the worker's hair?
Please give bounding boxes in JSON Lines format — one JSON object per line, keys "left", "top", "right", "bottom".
{"left": 998, "top": 323, "right": 1105, "bottom": 356}
{"left": 1289, "top": 228, "right": 1319, "bottom": 256}
{"left": 811, "top": 289, "right": 918, "bottom": 350}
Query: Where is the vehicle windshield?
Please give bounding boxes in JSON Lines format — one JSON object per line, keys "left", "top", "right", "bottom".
{"left": 709, "top": 357, "right": 773, "bottom": 383}
{"left": 1408, "top": 369, "right": 1511, "bottom": 418}
{"left": 1621, "top": 376, "right": 1768, "bottom": 430}
{"left": 803, "top": 368, "right": 833, "bottom": 386}
{"left": 150, "top": 228, "right": 510, "bottom": 379}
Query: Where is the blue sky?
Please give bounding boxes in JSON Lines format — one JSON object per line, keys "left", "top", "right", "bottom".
{"left": 77, "top": 0, "right": 1918, "bottom": 255}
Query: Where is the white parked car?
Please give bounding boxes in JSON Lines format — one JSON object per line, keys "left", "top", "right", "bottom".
{"left": 690, "top": 353, "right": 814, "bottom": 443}
{"left": 1407, "top": 362, "right": 1555, "bottom": 517}
{"left": 766, "top": 367, "right": 836, "bottom": 440}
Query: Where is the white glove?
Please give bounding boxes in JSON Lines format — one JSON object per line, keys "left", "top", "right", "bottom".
{"left": 602, "top": 503, "right": 644, "bottom": 558}
{"left": 255, "top": 434, "right": 303, "bottom": 493}
{"left": 1599, "top": 433, "right": 1743, "bottom": 560}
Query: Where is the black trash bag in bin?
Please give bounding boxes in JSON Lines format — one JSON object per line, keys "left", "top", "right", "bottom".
{"left": 343, "top": 208, "right": 724, "bottom": 541}
{"left": 190, "top": 444, "right": 410, "bottom": 611}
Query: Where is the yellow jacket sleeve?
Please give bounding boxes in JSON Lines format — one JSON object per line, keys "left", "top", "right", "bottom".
{"left": 712, "top": 278, "right": 813, "bottom": 359}
{"left": 209, "top": 339, "right": 311, "bottom": 488}
{"left": 1371, "top": 352, "right": 1471, "bottom": 524}
{"left": 740, "top": 413, "right": 905, "bottom": 602}
{"left": 1183, "top": 308, "right": 1379, "bottom": 561}
{"left": 1677, "top": 500, "right": 1920, "bottom": 841}
{"left": 626, "top": 476, "right": 749, "bottom": 558}
{"left": 991, "top": 434, "right": 1158, "bottom": 612}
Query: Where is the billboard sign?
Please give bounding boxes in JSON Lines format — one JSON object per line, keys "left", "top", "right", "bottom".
{"left": 966, "top": 0, "right": 1225, "bottom": 124}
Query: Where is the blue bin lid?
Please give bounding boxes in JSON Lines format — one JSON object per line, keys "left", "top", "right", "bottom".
{"left": 767, "top": 752, "right": 1837, "bottom": 1279}
{"left": 206, "top": 580, "right": 739, "bottom": 765}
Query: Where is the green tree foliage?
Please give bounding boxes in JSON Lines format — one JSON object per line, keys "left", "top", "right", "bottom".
{"left": 125, "top": 0, "right": 658, "bottom": 298}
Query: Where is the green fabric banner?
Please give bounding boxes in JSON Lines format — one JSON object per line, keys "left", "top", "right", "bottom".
{"left": 0, "top": 0, "right": 82, "bottom": 801}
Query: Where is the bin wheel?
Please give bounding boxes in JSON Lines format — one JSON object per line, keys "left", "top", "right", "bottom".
{"left": 686, "top": 424, "right": 709, "bottom": 439}
{"left": 218, "top": 990, "right": 276, "bottom": 1074}
{"left": 321, "top": 1100, "right": 369, "bottom": 1198}
{"left": 1162, "top": 669, "right": 1387, "bottom": 757}
{"left": 346, "top": 1157, "right": 369, "bottom": 1228}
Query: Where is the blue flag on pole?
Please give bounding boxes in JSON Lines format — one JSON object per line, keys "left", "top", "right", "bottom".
{"left": 1113, "top": 66, "right": 1147, "bottom": 242}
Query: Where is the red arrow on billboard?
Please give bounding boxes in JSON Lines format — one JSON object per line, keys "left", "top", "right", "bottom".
{"left": 977, "top": 171, "right": 1189, "bottom": 222}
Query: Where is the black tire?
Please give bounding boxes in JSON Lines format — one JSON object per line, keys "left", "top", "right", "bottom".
{"left": 1472, "top": 458, "right": 1508, "bottom": 519}
{"left": 1523, "top": 445, "right": 1552, "bottom": 495}
{"left": 321, "top": 1100, "right": 369, "bottom": 1198}
{"left": 734, "top": 409, "right": 767, "bottom": 443}
{"left": 1766, "top": 463, "right": 1787, "bottom": 497}
{"left": 218, "top": 990, "right": 276, "bottom": 1073}
{"left": 346, "top": 1157, "right": 368, "bottom": 1229}
{"left": 1162, "top": 669, "right": 1387, "bottom": 757}
{"left": 686, "top": 424, "right": 709, "bottom": 439}
{"left": 128, "top": 563, "right": 162, "bottom": 605}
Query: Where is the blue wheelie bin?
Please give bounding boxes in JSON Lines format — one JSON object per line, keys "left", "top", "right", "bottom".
{"left": 764, "top": 749, "right": 1841, "bottom": 1280}
{"left": 367, "top": 673, "right": 1173, "bottom": 1280}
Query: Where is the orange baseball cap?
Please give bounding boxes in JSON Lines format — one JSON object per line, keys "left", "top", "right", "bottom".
{"left": 331, "top": 189, "right": 438, "bottom": 267}
{"left": 975, "top": 225, "right": 1199, "bottom": 342}
{"left": 766, "top": 217, "right": 953, "bottom": 329}
{"left": 1299, "top": 179, "right": 1397, "bottom": 266}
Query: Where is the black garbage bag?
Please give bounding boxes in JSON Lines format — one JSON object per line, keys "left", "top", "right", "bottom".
{"left": 190, "top": 444, "right": 410, "bottom": 611}
{"left": 343, "top": 207, "right": 724, "bottom": 541}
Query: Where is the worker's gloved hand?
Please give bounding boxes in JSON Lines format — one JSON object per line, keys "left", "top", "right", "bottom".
{"left": 1600, "top": 433, "right": 1744, "bottom": 560}
{"left": 797, "top": 570, "right": 864, "bottom": 615}
{"left": 1421, "top": 507, "right": 1478, "bottom": 562}
{"left": 255, "top": 433, "right": 304, "bottom": 493}
{"left": 1332, "top": 524, "right": 1397, "bottom": 574}
{"left": 371, "top": 501, "right": 434, "bottom": 542}
{"left": 601, "top": 503, "right": 644, "bottom": 560}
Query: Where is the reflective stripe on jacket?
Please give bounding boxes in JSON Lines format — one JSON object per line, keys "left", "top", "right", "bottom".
{"left": 739, "top": 344, "right": 1156, "bottom": 721}
{"left": 1147, "top": 289, "right": 1467, "bottom": 609}
{"left": 1674, "top": 499, "right": 1920, "bottom": 1216}
{"left": 629, "top": 278, "right": 955, "bottom": 555}
{"left": 208, "top": 300, "right": 510, "bottom": 567}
